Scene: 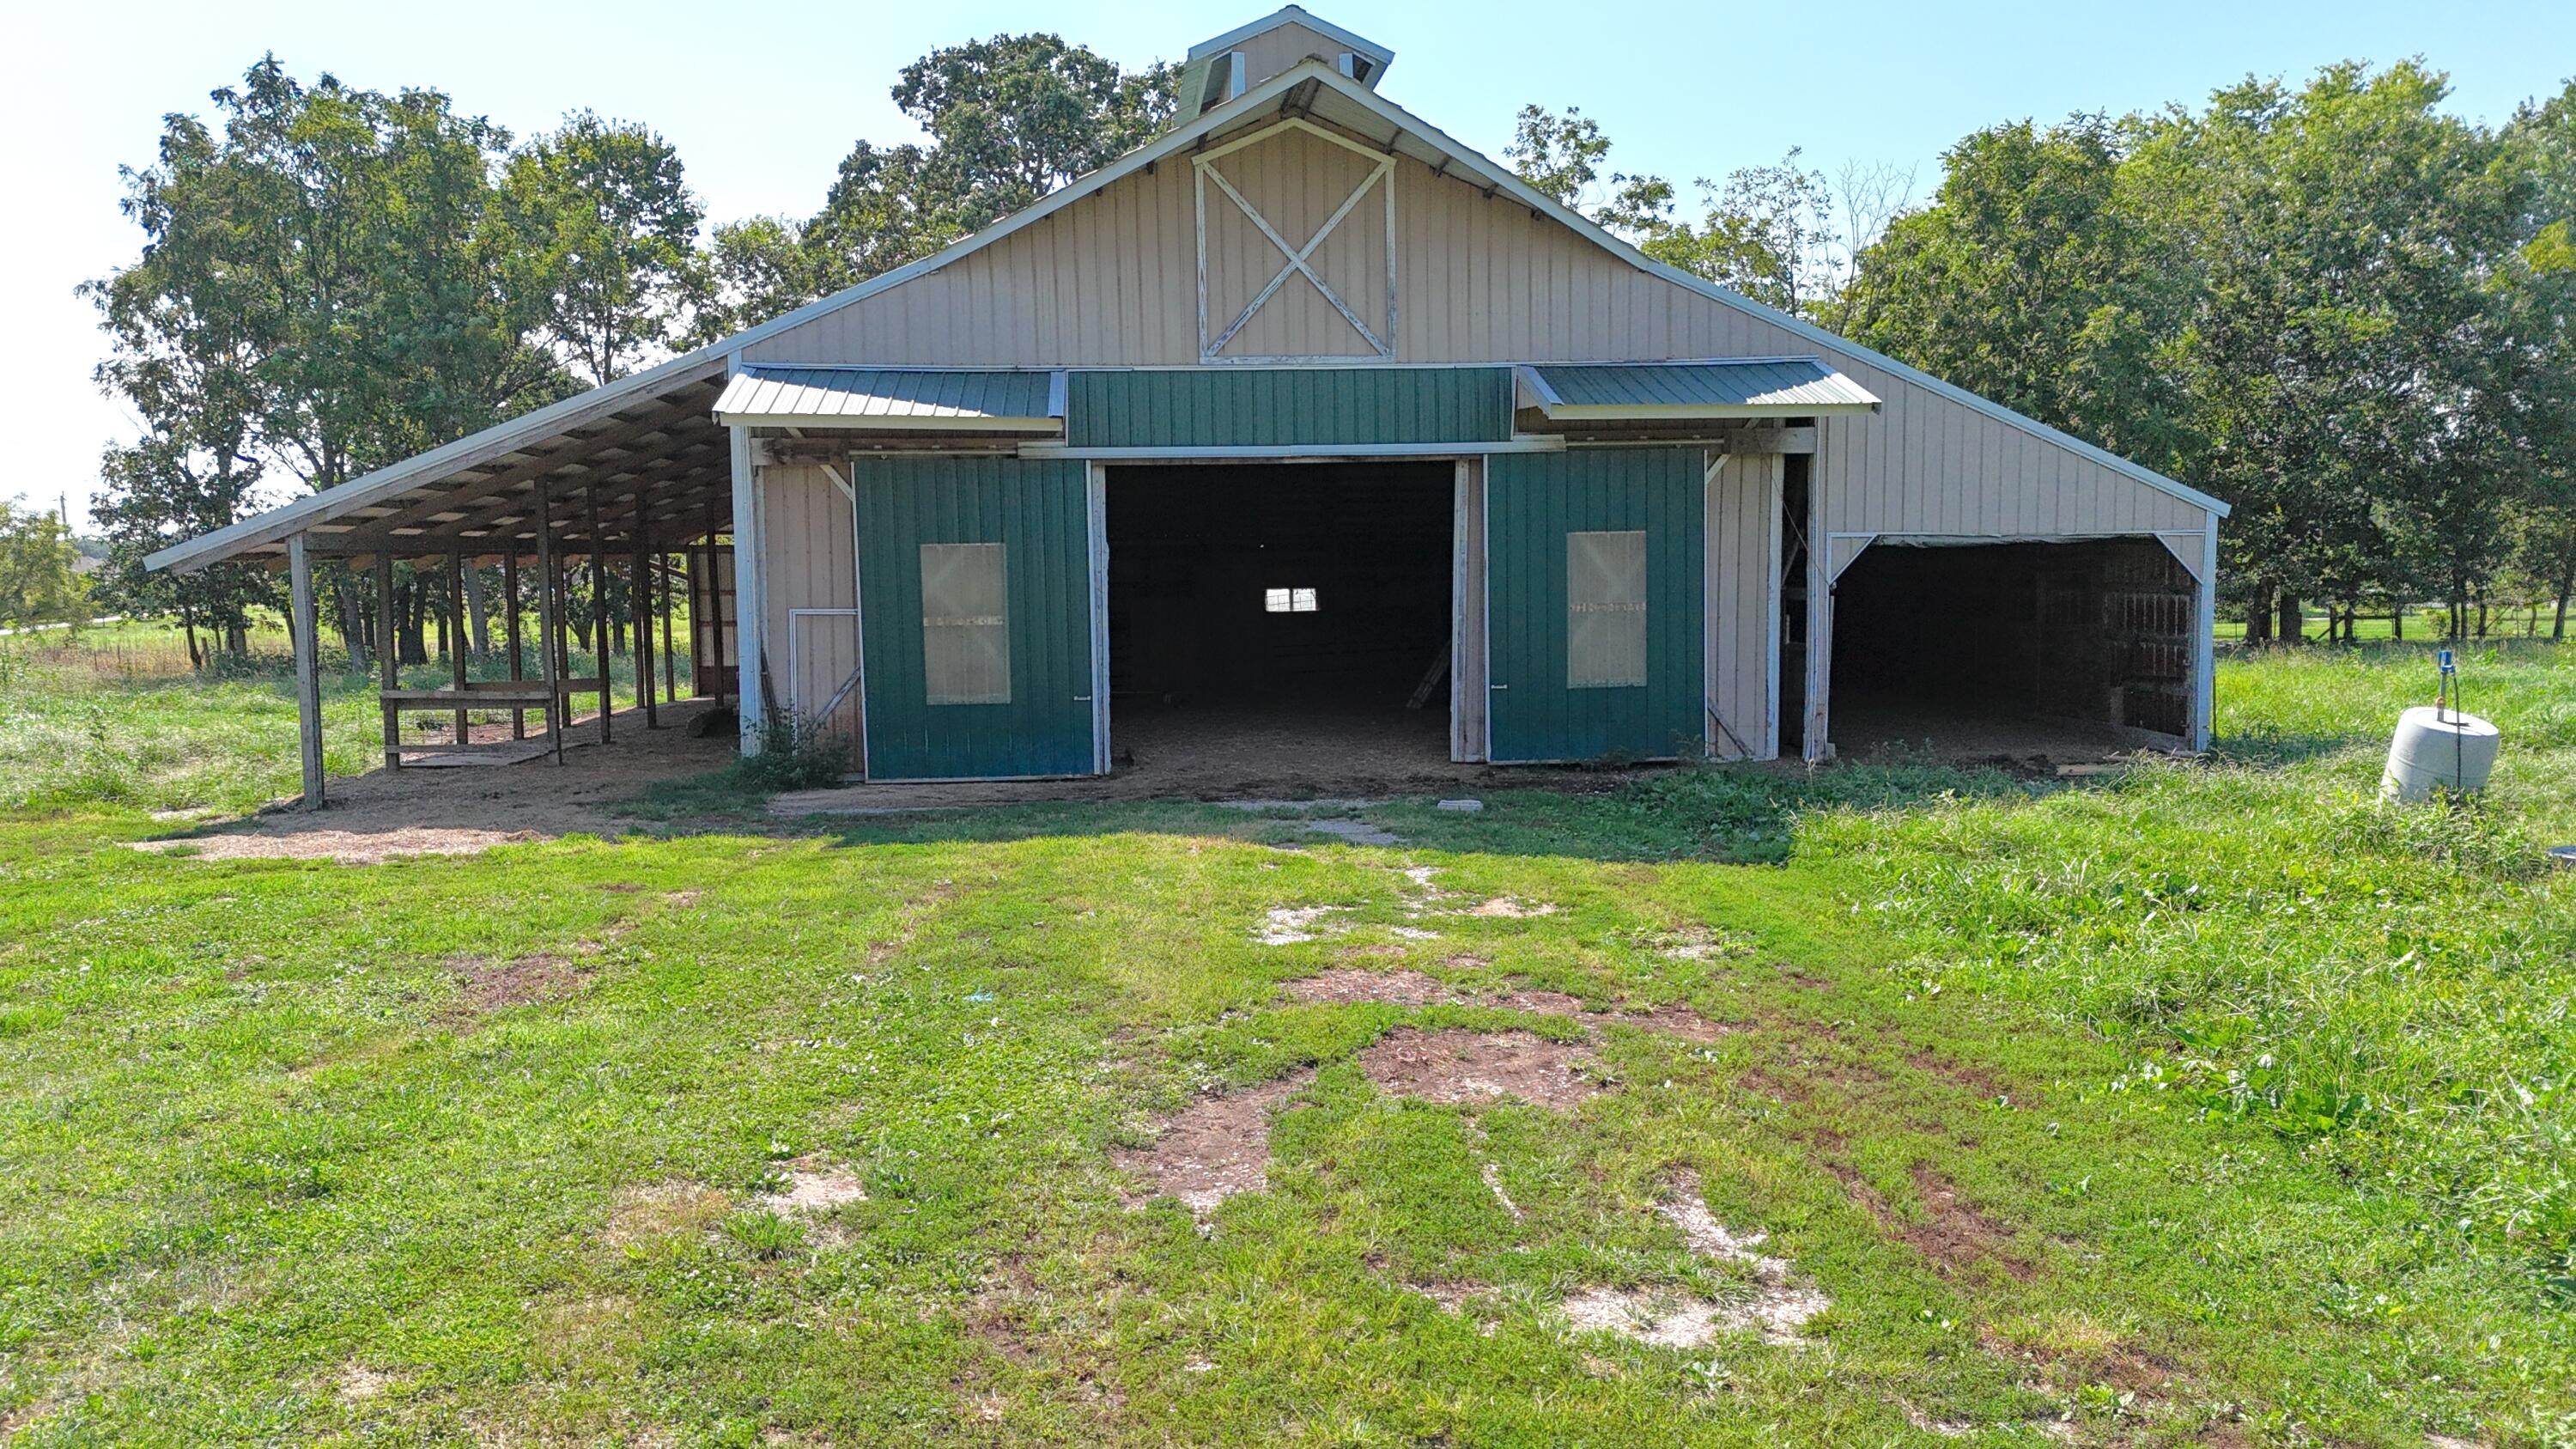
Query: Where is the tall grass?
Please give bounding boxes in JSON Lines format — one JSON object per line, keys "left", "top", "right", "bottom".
{"left": 0, "top": 641, "right": 694, "bottom": 815}
{"left": 1767, "top": 642, "right": 2576, "bottom": 1302}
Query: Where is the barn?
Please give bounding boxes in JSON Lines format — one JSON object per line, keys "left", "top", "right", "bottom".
{"left": 149, "top": 6, "right": 2226, "bottom": 804}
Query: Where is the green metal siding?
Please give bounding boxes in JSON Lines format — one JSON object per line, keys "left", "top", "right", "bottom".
{"left": 1064, "top": 368, "right": 1512, "bottom": 447}
{"left": 1486, "top": 449, "right": 1704, "bottom": 763}
{"left": 857, "top": 457, "right": 1096, "bottom": 779}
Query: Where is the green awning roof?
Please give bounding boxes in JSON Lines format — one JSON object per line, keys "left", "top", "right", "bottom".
{"left": 713, "top": 368, "right": 1064, "bottom": 431}
{"left": 1519, "top": 359, "right": 1880, "bottom": 420}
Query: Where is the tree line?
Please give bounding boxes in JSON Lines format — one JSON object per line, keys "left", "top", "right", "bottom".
{"left": 84, "top": 37, "right": 1175, "bottom": 667}
{"left": 1511, "top": 65, "right": 2576, "bottom": 640}
{"left": 84, "top": 37, "right": 2574, "bottom": 663}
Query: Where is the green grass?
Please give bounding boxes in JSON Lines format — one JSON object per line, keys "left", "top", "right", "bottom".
{"left": 0, "top": 641, "right": 692, "bottom": 815}
{"left": 0, "top": 641, "right": 2570, "bottom": 1445}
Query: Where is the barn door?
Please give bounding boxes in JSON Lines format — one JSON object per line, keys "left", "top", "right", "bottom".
{"left": 685, "top": 541, "right": 735, "bottom": 697}
{"left": 1485, "top": 449, "right": 1705, "bottom": 763}
{"left": 856, "top": 457, "right": 1098, "bottom": 780}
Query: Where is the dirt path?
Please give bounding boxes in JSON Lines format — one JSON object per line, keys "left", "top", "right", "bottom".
{"left": 140, "top": 698, "right": 735, "bottom": 864}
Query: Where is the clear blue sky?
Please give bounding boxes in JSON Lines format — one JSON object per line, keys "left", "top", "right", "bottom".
{"left": 9, "top": 0, "right": 2570, "bottom": 530}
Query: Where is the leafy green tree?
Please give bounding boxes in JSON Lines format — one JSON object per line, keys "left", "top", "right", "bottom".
{"left": 2153, "top": 64, "right": 2525, "bottom": 639}
{"left": 89, "top": 58, "right": 562, "bottom": 660}
{"left": 1847, "top": 115, "right": 2195, "bottom": 474}
{"left": 2501, "top": 82, "right": 2576, "bottom": 636}
{"left": 0, "top": 503, "right": 91, "bottom": 634}
{"left": 893, "top": 33, "right": 1174, "bottom": 209}
{"left": 495, "top": 111, "right": 707, "bottom": 386}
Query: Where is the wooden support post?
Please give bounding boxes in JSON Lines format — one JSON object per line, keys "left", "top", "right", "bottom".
{"left": 536, "top": 483, "right": 566, "bottom": 765}
{"left": 447, "top": 550, "right": 471, "bottom": 746}
{"left": 288, "top": 533, "right": 325, "bottom": 810}
{"left": 634, "top": 527, "right": 658, "bottom": 728}
{"left": 586, "top": 484, "right": 611, "bottom": 746}
{"left": 659, "top": 554, "right": 677, "bottom": 703}
{"left": 503, "top": 551, "right": 526, "bottom": 740}
{"left": 374, "top": 553, "right": 400, "bottom": 770}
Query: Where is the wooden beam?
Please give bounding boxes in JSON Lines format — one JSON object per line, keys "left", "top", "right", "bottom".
{"left": 586, "top": 483, "right": 610, "bottom": 746}
{"left": 535, "top": 478, "right": 565, "bottom": 765}
{"left": 447, "top": 551, "right": 470, "bottom": 745}
{"left": 374, "top": 553, "right": 399, "bottom": 771}
{"left": 358, "top": 404, "right": 712, "bottom": 535}
{"left": 314, "top": 451, "right": 732, "bottom": 554}
{"left": 357, "top": 429, "right": 722, "bottom": 544}
{"left": 288, "top": 534, "right": 325, "bottom": 810}
{"left": 503, "top": 551, "right": 526, "bottom": 741}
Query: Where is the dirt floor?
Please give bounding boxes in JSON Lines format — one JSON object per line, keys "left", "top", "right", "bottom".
{"left": 1826, "top": 697, "right": 2161, "bottom": 771}
{"left": 140, "top": 697, "right": 737, "bottom": 864}
{"left": 773, "top": 702, "right": 1643, "bottom": 816}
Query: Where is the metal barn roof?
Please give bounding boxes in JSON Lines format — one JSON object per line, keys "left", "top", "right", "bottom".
{"left": 1520, "top": 360, "right": 1881, "bottom": 420}
{"left": 713, "top": 368, "right": 1065, "bottom": 431}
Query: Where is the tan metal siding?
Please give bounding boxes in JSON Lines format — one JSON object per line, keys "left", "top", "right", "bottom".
{"left": 742, "top": 129, "right": 2215, "bottom": 539}
{"left": 1706, "top": 454, "right": 1779, "bottom": 760}
{"left": 1234, "top": 22, "right": 1351, "bottom": 88}
{"left": 757, "top": 463, "right": 862, "bottom": 752}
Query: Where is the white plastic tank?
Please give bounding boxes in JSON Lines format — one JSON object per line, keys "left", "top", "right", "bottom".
{"left": 2380, "top": 706, "right": 2500, "bottom": 802}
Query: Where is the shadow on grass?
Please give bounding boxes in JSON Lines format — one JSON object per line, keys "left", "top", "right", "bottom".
{"left": 739, "top": 756, "right": 2065, "bottom": 866}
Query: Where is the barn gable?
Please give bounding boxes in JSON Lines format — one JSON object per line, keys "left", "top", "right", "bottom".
{"left": 735, "top": 59, "right": 2222, "bottom": 538}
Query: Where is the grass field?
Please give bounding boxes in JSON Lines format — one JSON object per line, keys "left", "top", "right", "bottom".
{"left": 1, "top": 640, "right": 2571, "bottom": 1446}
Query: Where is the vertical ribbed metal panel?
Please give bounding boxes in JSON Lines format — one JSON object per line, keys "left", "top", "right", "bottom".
{"left": 1063, "top": 368, "right": 1511, "bottom": 447}
{"left": 857, "top": 457, "right": 1096, "bottom": 778}
{"left": 1485, "top": 448, "right": 1704, "bottom": 763}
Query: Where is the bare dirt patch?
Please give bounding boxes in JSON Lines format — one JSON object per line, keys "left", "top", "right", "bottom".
{"left": 602, "top": 1180, "right": 732, "bottom": 1245}
{"left": 1358, "top": 1028, "right": 1605, "bottom": 1111}
{"left": 138, "top": 825, "right": 541, "bottom": 865}
{"left": 1410, "top": 1279, "right": 1489, "bottom": 1316}
{"left": 1463, "top": 896, "right": 1558, "bottom": 918}
{"left": 1831, "top": 1161, "right": 2035, "bottom": 1281}
{"left": 1255, "top": 905, "right": 1347, "bottom": 945}
{"left": 137, "top": 698, "right": 733, "bottom": 864}
{"left": 1286, "top": 968, "right": 1455, "bottom": 1006}
{"left": 1905, "top": 1166, "right": 2037, "bottom": 1281}
{"left": 1558, "top": 1286, "right": 1735, "bottom": 1349}
{"left": 1492, "top": 986, "right": 1587, "bottom": 1014}
{"left": 762, "top": 1155, "right": 867, "bottom": 1213}
{"left": 1908, "top": 1048, "right": 2008, "bottom": 1099}
{"left": 334, "top": 1361, "right": 395, "bottom": 1403}
{"left": 1115, "top": 1070, "right": 1317, "bottom": 1215}
{"left": 447, "top": 952, "right": 593, "bottom": 1015}
{"left": 1622, "top": 1002, "right": 1737, "bottom": 1042}
{"left": 1657, "top": 1170, "right": 1832, "bottom": 1344}
{"left": 1981, "top": 1324, "right": 2177, "bottom": 1400}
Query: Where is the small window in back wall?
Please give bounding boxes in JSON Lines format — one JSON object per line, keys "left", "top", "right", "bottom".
{"left": 920, "top": 543, "right": 1011, "bottom": 705}
{"left": 1566, "top": 530, "right": 1647, "bottom": 688}
{"left": 1264, "top": 587, "right": 1319, "bottom": 613}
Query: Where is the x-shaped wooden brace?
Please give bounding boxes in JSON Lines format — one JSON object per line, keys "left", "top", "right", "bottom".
{"left": 1199, "top": 155, "right": 1394, "bottom": 358}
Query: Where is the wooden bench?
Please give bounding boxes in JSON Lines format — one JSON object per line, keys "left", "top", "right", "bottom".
{"left": 380, "top": 678, "right": 607, "bottom": 764}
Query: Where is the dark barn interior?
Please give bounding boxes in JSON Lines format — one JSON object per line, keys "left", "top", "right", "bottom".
{"left": 1828, "top": 538, "right": 2196, "bottom": 761}
{"left": 1106, "top": 462, "right": 1455, "bottom": 781}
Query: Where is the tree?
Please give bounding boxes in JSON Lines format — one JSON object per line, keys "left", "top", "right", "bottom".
{"left": 2153, "top": 64, "right": 2526, "bottom": 639}
{"left": 1506, "top": 107, "right": 1911, "bottom": 325}
{"left": 495, "top": 111, "right": 706, "bottom": 387}
{"left": 892, "top": 33, "right": 1175, "bottom": 209}
{"left": 90, "top": 58, "right": 565, "bottom": 662}
{"left": 2500, "top": 82, "right": 2576, "bottom": 636}
{"left": 0, "top": 504, "right": 88, "bottom": 634}
{"left": 1847, "top": 115, "right": 2194, "bottom": 472}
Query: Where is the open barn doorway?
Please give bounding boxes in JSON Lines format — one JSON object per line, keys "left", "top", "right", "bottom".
{"left": 1827, "top": 538, "right": 2195, "bottom": 766}
{"left": 1105, "top": 462, "right": 1455, "bottom": 792}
